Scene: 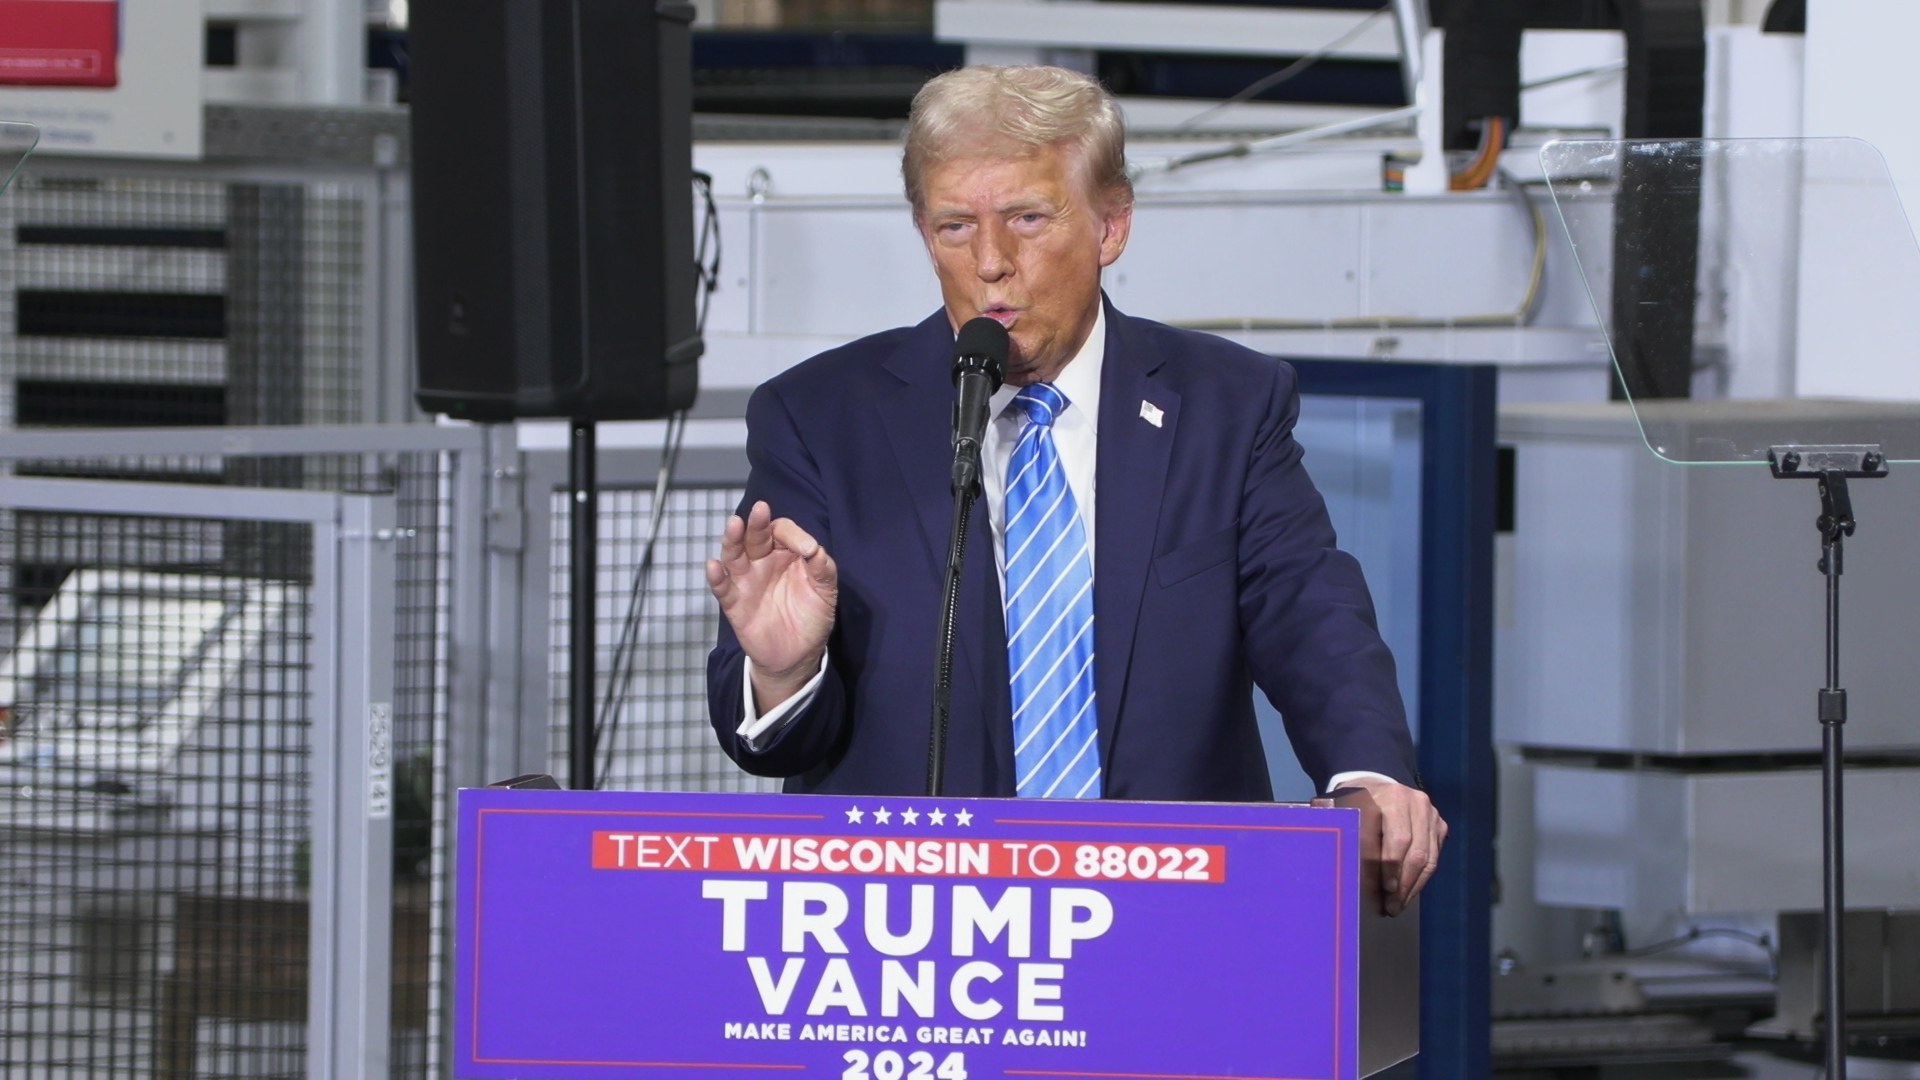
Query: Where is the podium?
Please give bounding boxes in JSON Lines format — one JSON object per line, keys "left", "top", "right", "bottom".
{"left": 454, "top": 788, "right": 1418, "bottom": 1079}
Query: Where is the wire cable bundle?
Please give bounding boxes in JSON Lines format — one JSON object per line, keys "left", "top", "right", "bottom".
{"left": 592, "top": 172, "right": 723, "bottom": 787}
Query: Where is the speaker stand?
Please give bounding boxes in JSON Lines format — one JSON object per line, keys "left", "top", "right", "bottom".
{"left": 569, "top": 418, "right": 598, "bottom": 789}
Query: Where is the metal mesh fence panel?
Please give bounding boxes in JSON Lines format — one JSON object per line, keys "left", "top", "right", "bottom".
{"left": 0, "top": 511, "right": 315, "bottom": 1079}
{"left": 0, "top": 174, "right": 367, "bottom": 431}
{"left": 0, "top": 450, "right": 456, "bottom": 1079}
{"left": 550, "top": 485, "right": 780, "bottom": 794}
{"left": 0, "top": 155, "right": 442, "bottom": 1074}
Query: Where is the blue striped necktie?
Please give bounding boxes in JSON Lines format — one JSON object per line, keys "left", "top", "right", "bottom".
{"left": 1004, "top": 383, "right": 1101, "bottom": 799}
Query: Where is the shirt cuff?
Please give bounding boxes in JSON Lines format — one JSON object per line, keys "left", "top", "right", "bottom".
{"left": 1325, "top": 770, "right": 1400, "bottom": 793}
{"left": 735, "top": 651, "right": 829, "bottom": 752}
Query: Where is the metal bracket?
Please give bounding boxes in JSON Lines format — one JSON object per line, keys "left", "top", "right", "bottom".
{"left": 487, "top": 508, "right": 526, "bottom": 554}
{"left": 340, "top": 527, "right": 416, "bottom": 542}
{"left": 1816, "top": 473, "right": 1856, "bottom": 566}
{"left": 1767, "top": 444, "right": 1888, "bottom": 479}
{"left": 1769, "top": 444, "right": 1886, "bottom": 568}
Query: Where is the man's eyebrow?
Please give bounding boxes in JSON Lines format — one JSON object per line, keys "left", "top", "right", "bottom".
{"left": 995, "top": 196, "right": 1057, "bottom": 215}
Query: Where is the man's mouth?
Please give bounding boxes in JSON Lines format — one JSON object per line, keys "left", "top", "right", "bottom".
{"left": 982, "top": 304, "right": 1018, "bottom": 327}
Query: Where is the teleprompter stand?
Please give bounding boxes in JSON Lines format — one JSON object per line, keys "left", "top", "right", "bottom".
{"left": 1767, "top": 444, "right": 1889, "bottom": 1080}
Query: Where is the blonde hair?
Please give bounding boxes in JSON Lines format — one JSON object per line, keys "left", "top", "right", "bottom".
{"left": 903, "top": 65, "right": 1133, "bottom": 219}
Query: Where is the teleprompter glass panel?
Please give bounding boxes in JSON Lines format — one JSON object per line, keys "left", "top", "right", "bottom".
{"left": 1541, "top": 137, "right": 1920, "bottom": 464}
{"left": 0, "top": 121, "right": 34, "bottom": 195}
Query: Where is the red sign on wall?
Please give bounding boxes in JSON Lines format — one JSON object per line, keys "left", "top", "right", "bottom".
{"left": 0, "top": 0, "right": 120, "bottom": 88}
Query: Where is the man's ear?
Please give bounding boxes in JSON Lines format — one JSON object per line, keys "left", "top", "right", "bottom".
{"left": 1098, "top": 201, "right": 1134, "bottom": 268}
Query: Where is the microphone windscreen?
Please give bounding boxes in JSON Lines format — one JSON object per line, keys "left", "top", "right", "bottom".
{"left": 953, "top": 317, "right": 1010, "bottom": 369}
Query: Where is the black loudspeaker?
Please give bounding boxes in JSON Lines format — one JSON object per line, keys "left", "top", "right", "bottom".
{"left": 408, "top": 0, "right": 701, "bottom": 421}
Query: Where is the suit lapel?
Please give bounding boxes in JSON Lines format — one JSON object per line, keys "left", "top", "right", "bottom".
{"left": 1094, "top": 305, "right": 1180, "bottom": 771}
{"left": 877, "top": 312, "right": 961, "bottom": 575}
{"left": 876, "top": 311, "right": 1015, "bottom": 790}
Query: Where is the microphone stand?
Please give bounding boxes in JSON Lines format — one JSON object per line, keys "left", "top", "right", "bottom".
{"left": 926, "top": 321, "right": 1005, "bottom": 797}
{"left": 927, "top": 426, "right": 984, "bottom": 797}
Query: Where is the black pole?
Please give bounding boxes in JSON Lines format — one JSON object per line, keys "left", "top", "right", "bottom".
{"left": 927, "top": 486, "right": 977, "bottom": 797}
{"left": 570, "top": 418, "right": 598, "bottom": 790}
{"left": 927, "top": 323, "right": 1003, "bottom": 798}
{"left": 1818, "top": 472, "right": 1848, "bottom": 1080}
{"left": 1769, "top": 446, "right": 1882, "bottom": 1080}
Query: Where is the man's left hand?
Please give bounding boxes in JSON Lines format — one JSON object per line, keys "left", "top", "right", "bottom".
{"left": 1339, "top": 776, "right": 1447, "bottom": 917}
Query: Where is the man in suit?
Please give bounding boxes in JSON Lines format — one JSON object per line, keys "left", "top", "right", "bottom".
{"left": 707, "top": 65, "right": 1445, "bottom": 913}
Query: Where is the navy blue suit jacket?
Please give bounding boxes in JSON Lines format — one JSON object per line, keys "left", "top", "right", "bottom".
{"left": 706, "top": 301, "right": 1418, "bottom": 800}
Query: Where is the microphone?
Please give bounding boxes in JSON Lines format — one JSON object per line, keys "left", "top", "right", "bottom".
{"left": 927, "top": 317, "right": 1006, "bottom": 796}
{"left": 950, "top": 317, "right": 1009, "bottom": 496}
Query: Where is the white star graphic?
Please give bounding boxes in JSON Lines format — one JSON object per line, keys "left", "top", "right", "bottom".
{"left": 929, "top": 809, "right": 947, "bottom": 826}
{"left": 873, "top": 807, "right": 893, "bottom": 824}
{"left": 846, "top": 806, "right": 864, "bottom": 823}
{"left": 900, "top": 808, "right": 920, "bottom": 825}
{"left": 954, "top": 809, "right": 974, "bottom": 826}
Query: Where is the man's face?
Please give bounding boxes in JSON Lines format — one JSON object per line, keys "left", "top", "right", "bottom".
{"left": 918, "top": 142, "right": 1132, "bottom": 385}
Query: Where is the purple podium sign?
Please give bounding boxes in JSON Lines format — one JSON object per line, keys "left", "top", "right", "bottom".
{"left": 456, "top": 789, "right": 1372, "bottom": 1080}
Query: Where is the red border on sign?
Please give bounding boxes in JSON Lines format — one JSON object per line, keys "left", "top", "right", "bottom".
{"left": 468, "top": 806, "right": 1353, "bottom": 1077}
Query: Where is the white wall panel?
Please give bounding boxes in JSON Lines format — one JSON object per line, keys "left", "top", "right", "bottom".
{"left": 750, "top": 203, "right": 943, "bottom": 337}
{"left": 1528, "top": 190, "right": 1610, "bottom": 332}
{"left": 1519, "top": 30, "right": 1626, "bottom": 136}
{"left": 1534, "top": 766, "right": 1920, "bottom": 914}
{"left": 1803, "top": 0, "right": 1920, "bottom": 230}
{"left": 695, "top": 144, "right": 908, "bottom": 199}
{"left": 1704, "top": 26, "right": 1802, "bottom": 140}
{"left": 1793, "top": 153, "right": 1920, "bottom": 400}
{"left": 1106, "top": 200, "right": 1363, "bottom": 322}
{"left": 1797, "top": 0, "right": 1920, "bottom": 400}
{"left": 1363, "top": 199, "right": 1536, "bottom": 320}
{"left": 1533, "top": 766, "right": 1688, "bottom": 914}
{"left": 1130, "top": 142, "right": 1394, "bottom": 194}
{"left": 1499, "top": 405, "right": 1920, "bottom": 754}
{"left": 697, "top": 203, "right": 757, "bottom": 336}
{"left": 1691, "top": 771, "right": 1920, "bottom": 911}
{"left": 1498, "top": 438, "right": 1642, "bottom": 751}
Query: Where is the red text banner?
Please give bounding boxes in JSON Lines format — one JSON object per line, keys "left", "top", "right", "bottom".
{"left": 0, "top": 0, "right": 120, "bottom": 87}
{"left": 590, "top": 831, "right": 1228, "bottom": 883}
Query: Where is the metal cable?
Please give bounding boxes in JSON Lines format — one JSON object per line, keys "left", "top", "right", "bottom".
{"left": 594, "top": 411, "right": 689, "bottom": 787}
{"left": 591, "top": 172, "right": 721, "bottom": 786}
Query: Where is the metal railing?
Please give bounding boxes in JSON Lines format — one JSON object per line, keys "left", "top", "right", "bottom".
{"left": 0, "top": 421, "right": 778, "bottom": 1078}
{"left": 0, "top": 425, "right": 483, "bottom": 1079}
{"left": 0, "top": 475, "right": 392, "bottom": 1078}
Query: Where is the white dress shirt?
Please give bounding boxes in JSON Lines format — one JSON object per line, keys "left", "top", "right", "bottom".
{"left": 979, "top": 307, "right": 1103, "bottom": 585}
{"left": 733, "top": 307, "right": 1392, "bottom": 795}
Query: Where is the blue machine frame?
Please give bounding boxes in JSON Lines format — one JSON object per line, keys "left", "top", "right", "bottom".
{"left": 1290, "top": 358, "right": 1497, "bottom": 1080}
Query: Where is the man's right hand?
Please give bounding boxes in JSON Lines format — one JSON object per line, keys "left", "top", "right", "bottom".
{"left": 706, "top": 500, "right": 838, "bottom": 713}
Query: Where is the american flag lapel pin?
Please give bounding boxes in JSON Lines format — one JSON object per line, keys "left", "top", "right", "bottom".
{"left": 1139, "top": 400, "right": 1164, "bottom": 428}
